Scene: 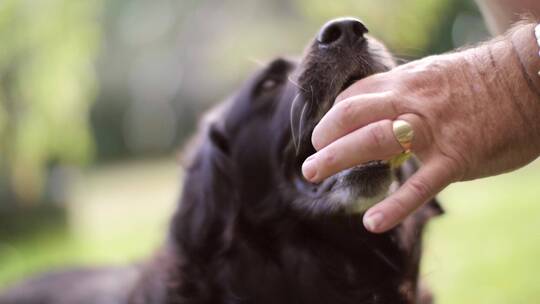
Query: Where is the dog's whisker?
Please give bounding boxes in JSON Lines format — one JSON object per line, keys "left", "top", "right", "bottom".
{"left": 353, "top": 55, "right": 372, "bottom": 71}
{"left": 296, "top": 102, "right": 309, "bottom": 155}
{"left": 288, "top": 76, "right": 307, "bottom": 92}
{"left": 247, "top": 57, "right": 266, "bottom": 67}
{"left": 352, "top": 235, "right": 401, "bottom": 273}
{"left": 328, "top": 73, "right": 339, "bottom": 95}
{"left": 371, "top": 248, "right": 401, "bottom": 273}
{"left": 290, "top": 92, "right": 303, "bottom": 152}
{"left": 310, "top": 84, "right": 315, "bottom": 105}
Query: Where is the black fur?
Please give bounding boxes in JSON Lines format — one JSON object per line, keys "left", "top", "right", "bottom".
{"left": 0, "top": 20, "right": 442, "bottom": 304}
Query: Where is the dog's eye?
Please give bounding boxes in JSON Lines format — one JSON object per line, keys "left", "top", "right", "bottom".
{"left": 254, "top": 77, "right": 281, "bottom": 96}
{"left": 260, "top": 79, "right": 278, "bottom": 91}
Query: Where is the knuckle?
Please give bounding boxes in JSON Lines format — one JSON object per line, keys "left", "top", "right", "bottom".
{"left": 412, "top": 119, "right": 430, "bottom": 151}
{"left": 335, "top": 99, "right": 356, "bottom": 130}
{"left": 407, "top": 176, "right": 433, "bottom": 201}
{"left": 336, "top": 90, "right": 353, "bottom": 103}
{"left": 387, "top": 93, "right": 404, "bottom": 115}
{"left": 365, "top": 122, "right": 387, "bottom": 151}
{"left": 440, "top": 152, "right": 466, "bottom": 181}
{"left": 320, "top": 149, "right": 337, "bottom": 167}
{"left": 386, "top": 196, "right": 410, "bottom": 220}
{"left": 311, "top": 126, "right": 323, "bottom": 150}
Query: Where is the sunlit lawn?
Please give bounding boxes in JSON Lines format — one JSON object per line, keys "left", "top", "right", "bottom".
{"left": 424, "top": 160, "right": 540, "bottom": 303}
{"left": 1, "top": 158, "right": 539, "bottom": 303}
{"left": 0, "top": 159, "right": 179, "bottom": 288}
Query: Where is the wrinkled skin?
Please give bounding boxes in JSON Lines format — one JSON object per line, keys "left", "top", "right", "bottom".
{"left": 303, "top": 22, "right": 540, "bottom": 233}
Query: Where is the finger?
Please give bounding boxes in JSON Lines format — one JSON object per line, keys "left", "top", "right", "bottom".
{"left": 335, "top": 72, "right": 391, "bottom": 103}
{"left": 312, "top": 92, "right": 398, "bottom": 151}
{"left": 303, "top": 119, "right": 403, "bottom": 182}
{"left": 363, "top": 158, "right": 455, "bottom": 233}
{"left": 304, "top": 113, "right": 428, "bottom": 182}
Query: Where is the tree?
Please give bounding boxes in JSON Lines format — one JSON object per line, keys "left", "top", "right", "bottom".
{"left": 0, "top": 0, "right": 102, "bottom": 205}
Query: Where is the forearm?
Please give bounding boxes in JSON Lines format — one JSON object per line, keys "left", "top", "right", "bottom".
{"left": 397, "top": 22, "right": 540, "bottom": 177}
{"left": 308, "top": 16, "right": 540, "bottom": 233}
{"left": 457, "top": 22, "right": 540, "bottom": 174}
{"left": 467, "top": 23, "right": 540, "bottom": 125}
{"left": 509, "top": 23, "right": 540, "bottom": 94}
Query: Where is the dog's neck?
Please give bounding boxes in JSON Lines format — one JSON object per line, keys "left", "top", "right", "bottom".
{"left": 166, "top": 196, "right": 424, "bottom": 304}
{"left": 158, "top": 138, "right": 434, "bottom": 304}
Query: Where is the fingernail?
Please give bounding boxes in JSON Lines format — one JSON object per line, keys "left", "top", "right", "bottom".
{"left": 364, "top": 212, "right": 384, "bottom": 232}
{"left": 302, "top": 157, "right": 317, "bottom": 181}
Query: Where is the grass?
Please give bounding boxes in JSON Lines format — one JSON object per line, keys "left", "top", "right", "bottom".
{"left": 0, "top": 159, "right": 178, "bottom": 287}
{"left": 1, "top": 158, "right": 540, "bottom": 302}
{"left": 423, "top": 160, "right": 540, "bottom": 303}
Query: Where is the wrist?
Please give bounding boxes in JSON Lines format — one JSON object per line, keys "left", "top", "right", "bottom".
{"left": 504, "top": 24, "right": 540, "bottom": 147}
{"left": 455, "top": 29, "right": 540, "bottom": 168}
{"left": 508, "top": 23, "right": 540, "bottom": 94}
{"left": 463, "top": 27, "right": 540, "bottom": 119}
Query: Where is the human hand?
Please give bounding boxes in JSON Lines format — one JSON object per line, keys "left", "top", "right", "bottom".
{"left": 302, "top": 24, "right": 540, "bottom": 233}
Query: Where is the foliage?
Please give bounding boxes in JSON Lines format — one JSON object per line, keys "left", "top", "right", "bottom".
{"left": 0, "top": 0, "right": 102, "bottom": 203}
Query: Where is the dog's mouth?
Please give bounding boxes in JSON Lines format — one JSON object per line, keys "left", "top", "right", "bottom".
{"left": 291, "top": 65, "right": 393, "bottom": 213}
{"left": 284, "top": 18, "right": 397, "bottom": 214}
{"left": 295, "top": 160, "right": 390, "bottom": 195}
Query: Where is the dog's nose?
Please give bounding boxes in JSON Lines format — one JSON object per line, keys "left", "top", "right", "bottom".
{"left": 317, "top": 17, "right": 368, "bottom": 47}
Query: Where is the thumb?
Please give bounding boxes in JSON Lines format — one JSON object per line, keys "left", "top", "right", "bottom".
{"left": 363, "top": 158, "right": 455, "bottom": 233}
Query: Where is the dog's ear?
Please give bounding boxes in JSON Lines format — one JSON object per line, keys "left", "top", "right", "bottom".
{"left": 208, "top": 124, "right": 230, "bottom": 155}
{"left": 171, "top": 125, "right": 238, "bottom": 261}
{"left": 395, "top": 158, "right": 444, "bottom": 221}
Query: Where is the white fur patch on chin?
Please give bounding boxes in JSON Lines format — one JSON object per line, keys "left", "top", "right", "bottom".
{"left": 345, "top": 191, "right": 388, "bottom": 214}
{"left": 335, "top": 180, "right": 400, "bottom": 214}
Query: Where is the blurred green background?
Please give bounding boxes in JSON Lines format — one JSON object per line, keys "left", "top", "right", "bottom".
{"left": 1, "top": 0, "right": 538, "bottom": 303}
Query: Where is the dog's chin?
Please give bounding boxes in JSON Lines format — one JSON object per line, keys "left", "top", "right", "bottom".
{"left": 329, "top": 161, "right": 394, "bottom": 214}
{"left": 293, "top": 161, "right": 394, "bottom": 215}
{"left": 290, "top": 54, "right": 395, "bottom": 216}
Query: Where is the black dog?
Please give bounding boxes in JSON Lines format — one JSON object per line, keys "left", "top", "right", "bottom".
{"left": 0, "top": 18, "right": 442, "bottom": 304}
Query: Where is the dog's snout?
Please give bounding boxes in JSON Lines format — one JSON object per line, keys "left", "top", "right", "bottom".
{"left": 317, "top": 17, "right": 368, "bottom": 47}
